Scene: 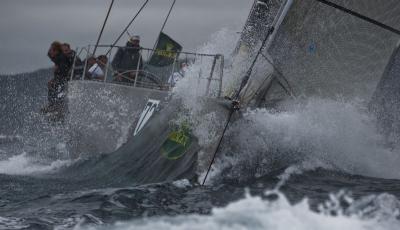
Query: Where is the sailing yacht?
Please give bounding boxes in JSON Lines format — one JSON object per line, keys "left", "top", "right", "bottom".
{"left": 64, "top": 0, "right": 400, "bottom": 184}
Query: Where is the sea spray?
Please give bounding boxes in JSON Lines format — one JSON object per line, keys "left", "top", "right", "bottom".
{"left": 0, "top": 152, "right": 72, "bottom": 175}
{"left": 70, "top": 189, "right": 400, "bottom": 230}
{"left": 204, "top": 98, "right": 400, "bottom": 183}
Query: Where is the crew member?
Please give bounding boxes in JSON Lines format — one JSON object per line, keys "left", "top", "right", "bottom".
{"left": 111, "top": 36, "right": 143, "bottom": 82}
{"left": 168, "top": 62, "right": 188, "bottom": 88}
{"left": 42, "top": 41, "right": 71, "bottom": 113}
{"left": 62, "top": 43, "right": 83, "bottom": 79}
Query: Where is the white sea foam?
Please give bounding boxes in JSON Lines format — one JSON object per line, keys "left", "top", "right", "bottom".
{"left": 0, "top": 152, "right": 72, "bottom": 175}
{"left": 275, "top": 160, "right": 328, "bottom": 190}
{"left": 172, "top": 28, "right": 240, "bottom": 103}
{"left": 0, "top": 134, "right": 23, "bottom": 143}
{"left": 0, "top": 134, "right": 22, "bottom": 140}
{"left": 207, "top": 99, "right": 400, "bottom": 182}
{"left": 172, "top": 179, "right": 192, "bottom": 189}
{"left": 72, "top": 191, "right": 400, "bottom": 230}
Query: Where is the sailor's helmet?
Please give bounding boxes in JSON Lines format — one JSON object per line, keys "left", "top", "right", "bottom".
{"left": 129, "top": 35, "right": 140, "bottom": 43}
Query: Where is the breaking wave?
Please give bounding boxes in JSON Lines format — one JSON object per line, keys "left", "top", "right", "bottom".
{"left": 0, "top": 152, "right": 72, "bottom": 175}
{"left": 203, "top": 98, "right": 400, "bottom": 184}
{"left": 71, "top": 189, "right": 400, "bottom": 230}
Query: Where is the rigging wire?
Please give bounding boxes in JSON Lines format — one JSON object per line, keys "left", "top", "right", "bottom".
{"left": 126, "top": 30, "right": 133, "bottom": 37}
{"left": 260, "top": 53, "right": 295, "bottom": 98}
{"left": 93, "top": 0, "right": 115, "bottom": 56}
{"left": 152, "top": 0, "right": 177, "bottom": 52}
{"left": 315, "top": 0, "right": 400, "bottom": 36}
{"left": 106, "top": 0, "right": 151, "bottom": 55}
{"left": 233, "top": 26, "right": 275, "bottom": 100}
{"left": 202, "top": 26, "right": 275, "bottom": 186}
{"left": 201, "top": 106, "right": 236, "bottom": 186}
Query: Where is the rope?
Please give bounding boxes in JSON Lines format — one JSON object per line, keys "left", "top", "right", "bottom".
{"left": 201, "top": 107, "right": 235, "bottom": 185}
{"left": 315, "top": 0, "right": 400, "bottom": 36}
{"left": 152, "top": 0, "right": 177, "bottom": 52}
{"left": 106, "top": 0, "right": 151, "bottom": 55}
{"left": 93, "top": 0, "right": 115, "bottom": 56}
{"left": 201, "top": 26, "right": 275, "bottom": 186}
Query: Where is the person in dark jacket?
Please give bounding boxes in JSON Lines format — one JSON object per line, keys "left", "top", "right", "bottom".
{"left": 112, "top": 36, "right": 143, "bottom": 82}
{"left": 42, "top": 41, "right": 72, "bottom": 113}
{"left": 62, "top": 43, "right": 83, "bottom": 79}
{"left": 62, "top": 43, "right": 83, "bottom": 65}
{"left": 62, "top": 43, "right": 74, "bottom": 67}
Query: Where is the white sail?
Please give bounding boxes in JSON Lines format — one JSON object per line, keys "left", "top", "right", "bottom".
{"left": 240, "top": 0, "right": 400, "bottom": 105}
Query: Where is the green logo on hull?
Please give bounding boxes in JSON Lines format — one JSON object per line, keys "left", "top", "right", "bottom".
{"left": 160, "top": 123, "right": 192, "bottom": 160}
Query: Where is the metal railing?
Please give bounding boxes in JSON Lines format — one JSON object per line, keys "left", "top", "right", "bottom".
{"left": 69, "top": 45, "right": 225, "bottom": 97}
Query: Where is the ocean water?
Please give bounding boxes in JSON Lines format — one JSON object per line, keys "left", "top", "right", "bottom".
{"left": 0, "top": 29, "right": 399, "bottom": 229}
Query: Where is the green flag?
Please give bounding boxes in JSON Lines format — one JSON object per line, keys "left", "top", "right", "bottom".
{"left": 148, "top": 32, "right": 182, "bottom": 67}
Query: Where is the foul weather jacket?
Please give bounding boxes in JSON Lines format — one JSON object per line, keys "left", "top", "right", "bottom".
{"left": 50, "top": 53, "right": 71, "bottom": 84}
{"left": 111, "top": 43, "right": 143, "bottom": 72}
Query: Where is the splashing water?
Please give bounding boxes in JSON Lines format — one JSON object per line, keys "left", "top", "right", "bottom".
{"left": 71, "top": 190, "right": 400, "bottom": 230}
{"left": 172, "top": 28, "right": 241, "bottom": 105}
{"left": 0, "top": 152, "right": 72, "bottom": 175}
{"left": 204, "top": 98, "right": 400, "bottom": 183}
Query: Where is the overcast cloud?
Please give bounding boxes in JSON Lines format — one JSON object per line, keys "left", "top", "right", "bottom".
{"left": 0, "top": 0, "right": 253, "bottom": 74}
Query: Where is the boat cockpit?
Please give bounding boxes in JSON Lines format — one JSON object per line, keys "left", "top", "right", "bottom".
{"left": 69, "top": 45, "right": 225, "bottom": 97}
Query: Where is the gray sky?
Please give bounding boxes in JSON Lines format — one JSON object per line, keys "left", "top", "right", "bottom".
{"left": 0, "top": 0, "right": 253, "bottom": 74}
